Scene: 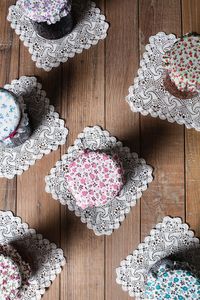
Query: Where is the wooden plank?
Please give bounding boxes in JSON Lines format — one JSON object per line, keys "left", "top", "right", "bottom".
{"left": 182, "top": 0, "right": 200, "bottom": 235}
{"left": 17, "top": 33, "right": 62, "bottom": 300}
{"left": 60, "top": 1, "right": 105, "bottom": 299}
{"left": 105, "top": 1, "right": 140, "bottom": 300}
{"left": 0, "top": 0, "right": 19, "bottom": 212}
{"left": 139, "top": 0, "right": 185, "bottom": 238}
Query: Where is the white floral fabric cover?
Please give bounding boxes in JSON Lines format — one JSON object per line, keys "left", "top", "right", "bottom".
{"left": 0, "top": 89, "right": 21, "bottom": 140}
{"left": 127, "top": 32, "right": 200, "bottom": 131}
{"left": 45, "top": 126, "right": 153, "bottom": 236}
{"left": 0, "top": 210, "right": 66, "bottom": 300}
{"left": 7, "top": 0, "right": 109, "bottom": 71}
{"left": 116, "top": 216, "right": 200, "bottom": 299}
{"left": 0, "top": 76, "right": 68, "bottom": 179}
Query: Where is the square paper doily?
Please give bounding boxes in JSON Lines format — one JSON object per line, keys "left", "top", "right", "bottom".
{"left": 0, "top": 210, "right": 66, "bottom": 300}
{"left": 127, "top": 32, "right": 200, "bottom": 130}
{"left": 45, "top": 126, "right": 153, "bottom": 236}
{"left": 116, "top": 216, "right": 200, "bottom": 299}
{"left": 7, "top": 1, "right": 109, "bottom": 71}
{"left": 0, "top": 76, "right": 68, "bottom": 179}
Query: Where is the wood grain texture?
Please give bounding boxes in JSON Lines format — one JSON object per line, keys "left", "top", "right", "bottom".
{"left": 60, "top": 1, "right": 105, "bottom": 299}
{"left": 0, "top": 0, "right": 199, "bottom": 299}
{"left": 182, "top": 0, "right": 200, "bottom": 236}
{"left": 17, "top": 33, "right": 62, "bottom": 300}
{"left": 105, "top": 1, "right": 140, "bottom": 300}
{"left": 139, "top": 0, "right": 185, "bottom": 239}
{"left": 0, "top": 0, "right": 19, "bottom": 212}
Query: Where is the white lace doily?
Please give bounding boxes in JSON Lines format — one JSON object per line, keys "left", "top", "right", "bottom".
{"left": 0, "top": 76, "right": 68, "bottom": 179}
{"left": 7, "top": 1, "right": 109, "bottom": 71}
{"left": 127, "top": 32, "right": 200, "bottom": 130}
{"left": 45, "top": 126, "right": 153, "bottom": 236}
{"left": 0, "top": 210, "right": 66, "bottom": 300}
{"left": 116, "top": 216, "right": 200, "bottom": 299}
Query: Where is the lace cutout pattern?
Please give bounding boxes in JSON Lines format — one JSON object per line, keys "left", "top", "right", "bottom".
{"left": 0, "top": 210, "right": 66, "bottom": 300}
{"left": 127, "top": 32, "right": 200, "bottom": 131}
{"left": 8, "top": 1, "right": 109, "bottom": 71}
{"left": 45, "top": 126, "right": 153, "bottom": 236}
{"left": 116, "top": 217, "right": 200, "bottom": 299}
{"left": 0, "top": 76, "right": 68, "bottom": 179}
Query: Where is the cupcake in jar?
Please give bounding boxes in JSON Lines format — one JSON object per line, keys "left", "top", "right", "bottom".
{"left": 65, "top": 150, "right": 125, "bottom": 209}
{"left": 163, "top": 33, "right": 200, "bottom": 99}
{"left": 144, "top": 259, "right": 200, "bottom": 299}
{"left": 0, "top": 88, "right": 31, "bottom": 148}
{"left": 17, "top": 0, "right": 74, "bottom": 40}
{"left": 0, "top": 244, "right": 31, "bottom": 299}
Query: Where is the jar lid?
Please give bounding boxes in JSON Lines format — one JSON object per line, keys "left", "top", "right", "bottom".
{"left": 163, "top": 34, "right": 200, "bottom": 93}
{"left": 145, "top": 260, "right": 200, "bottom": 299}
{"left": 65, "top": 150, "right": 125, "bottom": 209}
{"left": 0, "top": 254, "right": 22, "bottom": 298}
{"left": 17, "top": 0, "right": 72, "bottom": 25}
{"left": 0, "top": 89, "right": 21, "bottom": 141}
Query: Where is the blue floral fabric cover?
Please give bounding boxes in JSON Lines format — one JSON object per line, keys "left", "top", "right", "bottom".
{"left": 145, "top": 260, "right": 200, "bottom": 300}
{"left": 0, "top": 89, "right": 21, "bottom": 141}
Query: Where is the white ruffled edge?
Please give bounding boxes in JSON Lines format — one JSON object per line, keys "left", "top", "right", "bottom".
{"left": 0, "top": 210, "right": 66, "bottom": 300}
{"left": 7, "top": 2, "right": 109, "bottom": 71}
{"left": 0, "top": 76, "right": 68, "bottom": 179}
{"left": 45, "top": 126, "right": 153, "bottom": 236}
{"left": 116, "top": 216, "right": 200, "bottom": 299}
{"left": 126, "top": 32, "right": 200, "bottom": 131}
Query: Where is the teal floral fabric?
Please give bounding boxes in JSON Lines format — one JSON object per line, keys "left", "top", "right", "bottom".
{"left": 145, "top": 260, "right": 200, "bottom": 300}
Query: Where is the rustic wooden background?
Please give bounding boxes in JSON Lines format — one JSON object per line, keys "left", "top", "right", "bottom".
{"left": 0, "top": 0, "right": 200, "bottom": 299}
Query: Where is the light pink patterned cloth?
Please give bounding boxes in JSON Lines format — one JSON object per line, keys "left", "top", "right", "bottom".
{"left": 163, "top": 34, "right": 200, "bottom": 93}
{"left": 0, "top": 245, "right": 31, "bottom": 299}
{"left": 17, "top": 0, "right": 72, "bottom": 24}
{"left": 65, "top": 150, "right": 125, "bottom": 209}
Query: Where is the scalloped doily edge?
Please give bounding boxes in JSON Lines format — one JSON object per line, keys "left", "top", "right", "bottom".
{"left": 45, "top": 125, "right": 154, "bottom": 236}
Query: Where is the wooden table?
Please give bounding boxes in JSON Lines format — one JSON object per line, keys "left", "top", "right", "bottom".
{"left": 0, "top": 0, "right": 200, "bottom": 299}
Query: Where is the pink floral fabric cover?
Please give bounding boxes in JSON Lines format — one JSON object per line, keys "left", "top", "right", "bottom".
{"left": 17, "top": 0, "right": 72, "bottom": 24}
{"left": 0, "top": 245, "right": 31, "bottom": 299}
{"left": 163, "top": 34, "right": 200, "bottom": 93}
{"left": 66, "top": 150, "right": 124, "bottom": 209}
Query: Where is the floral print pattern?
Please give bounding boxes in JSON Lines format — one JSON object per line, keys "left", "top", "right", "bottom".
{"left": 0, "top": 255, "right": 21, "bottom": 299}
{"left": 0, "top": 245, "right": 31, "bottom": 300}
{"left": 65, "top": 150, "right": 124, "bottom": 209}
{"left": 0, "top": 89, "right": 21, "bottom": 141}
{"left": 17, "top": 0, "right": 72, "bottom": 24}
{"left": 0, "top": 89, "right": 31, "bottom": 149}
{"left": 8, "top": 1, "right": 109, "bottom": 71}
{"left": 145, "top": 260, "right": 200, "bottom": 300}
{"left": 163, "top": 34, "right": 200, "bottom": 93}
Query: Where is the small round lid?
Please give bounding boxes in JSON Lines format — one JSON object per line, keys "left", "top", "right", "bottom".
{"left": 0, "top": 254, "right": 22, "bottom": 299}
{"left": 0, "top": 89, "right": 21, "bottom": 141}
{"left": 163, "top": 34, "right": 200, "bottom": 93}
{"left": 145, "top": 260, "right": 200, "bottom": 299}
{"left": 65, "top": 150, "right": 125, "bottom": 209}
{"left": 18, "top": 0, "right": 72, "bottom": 24}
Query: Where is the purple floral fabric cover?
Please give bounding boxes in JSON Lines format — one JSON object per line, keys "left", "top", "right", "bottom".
{"left": 17, "top": 0, "right": 72, "bottom": 24}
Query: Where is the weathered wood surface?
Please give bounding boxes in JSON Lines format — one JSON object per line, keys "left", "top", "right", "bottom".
{"left": 0, "top": 1, "right": 199, "bottom": 299}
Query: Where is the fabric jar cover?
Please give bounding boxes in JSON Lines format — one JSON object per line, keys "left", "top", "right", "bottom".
{"left": 65, "top": 150, "right": 125, "bottom": 209}
{"left": 0, "top": 88, "right": 31, "bottom": 148}
{"left": 17, "top": 0, "right": 72, "bottom": 25}
{"left": 0, "top": 244, "right": 31, "bottom": 299}
{"left": 0, "top": 254, "right": 22, "bottom": 299}
{"left": 144, "top": 259, "right": 200, "bottom": 300}
{"left": 163, "top": 34, "right": 200, "bottom": 94}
